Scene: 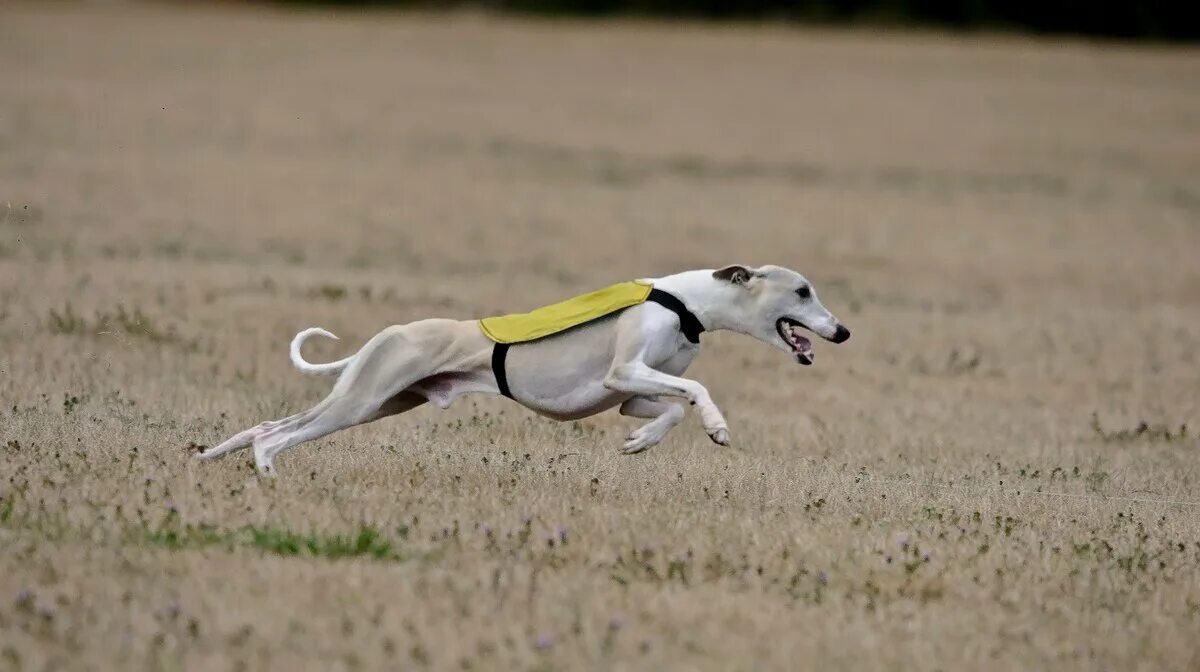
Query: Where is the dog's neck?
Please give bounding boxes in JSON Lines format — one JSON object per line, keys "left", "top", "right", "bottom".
{"left": 645, "top": 270, "right": 750, "bottom": 335}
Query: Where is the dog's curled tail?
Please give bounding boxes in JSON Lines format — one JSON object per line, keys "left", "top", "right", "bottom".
{"left": 290, "top": 327, "right": 353, "bottom": 375}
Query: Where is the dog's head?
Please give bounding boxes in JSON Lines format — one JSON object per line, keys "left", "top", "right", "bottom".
{"left": 712, "top": 264, "right": 849, "bottom": 365}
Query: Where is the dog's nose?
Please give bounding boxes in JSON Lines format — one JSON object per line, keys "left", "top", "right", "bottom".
{"left": 831, "top": 324, "right": 850, "bottom": 343}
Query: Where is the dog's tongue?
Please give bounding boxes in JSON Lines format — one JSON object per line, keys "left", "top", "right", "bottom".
{"left": 791, "top": 329, "right": 813, "bottom": 356}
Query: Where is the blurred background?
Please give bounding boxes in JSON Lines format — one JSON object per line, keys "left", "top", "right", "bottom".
{"left": 280, "top": 0, "right": 1199, "bottom": 40}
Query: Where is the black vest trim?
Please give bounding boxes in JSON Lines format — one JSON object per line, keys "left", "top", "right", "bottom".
{"left": 492, "top": 342, "right": 513, "bottom": 398}
{"left": 646, "top": 288, "right": 705, "bottom": 344}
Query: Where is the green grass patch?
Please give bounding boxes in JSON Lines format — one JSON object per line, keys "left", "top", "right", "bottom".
{"left": 132, "top": 518, "right": 403, "bottom": 562}
{"left": 248, "top": 524, "right": 398, "bottom": 561}
{"left": 45, "top": 303, "right": 199, "bottom": 351}
{"left": 140, "top": 523, "right": 233, "bottom": 551}
{"left": 47, "top": 303, "right": 88, "bottom": 335}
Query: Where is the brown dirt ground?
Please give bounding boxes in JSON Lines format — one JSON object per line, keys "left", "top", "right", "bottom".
{"left": 2, "top": 2, "right": 1199, "bottom": 670}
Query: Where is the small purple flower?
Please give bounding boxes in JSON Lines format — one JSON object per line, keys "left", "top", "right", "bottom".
{"left": 14, "top": 588, "right": 33, "bottom": 606}
{"left": 922, "top": 552, "right": 933, "bottom": 563}
{"left": 555, "top": 526, "right": 569, "bottom": 544}
{"left": 816, "top": 570, "right": 829, "bottom": 585}
{"left": 609, "top": 615, "right": 624, "bottom": 631}
{"left": 36, "top": 604, "right": 55, "bottom": 620}
{"left": 897, "top": 533, "right": 910, "bottom": 550}
{"left": 534, "top": 633, "right": 554, "bottom": 650}
{"left": 165, "top": 599, "right": 182, "bottom": 619}
{"left": 482, "top": 525, "right": 493, "bottom": 537}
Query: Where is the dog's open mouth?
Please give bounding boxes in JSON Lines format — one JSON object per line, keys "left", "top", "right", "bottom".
{"left": 776, "top": 317, "right": 814, "bottom": 365}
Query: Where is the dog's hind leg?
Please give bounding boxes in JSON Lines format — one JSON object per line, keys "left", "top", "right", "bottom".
{"left": 252, "top": 391, "right": 426, "bottom": 474}
{"left": 200, "top": 326, "right": 416, "bottom": 465}
{"left": 250, "top": 323, "right": 470, "bottom": 474}
{"left": 197, "top": 412, "right": 305, "bottom": 461}
{"left": 201, "top": 319, "right": 486, "bottom": 475}
{"left": 618, "top": 396, "right": 685, "bottom": 454}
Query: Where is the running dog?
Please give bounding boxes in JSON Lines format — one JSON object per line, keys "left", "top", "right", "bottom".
{"left": 197, "top": 264, "right": 850, "bottom": 474}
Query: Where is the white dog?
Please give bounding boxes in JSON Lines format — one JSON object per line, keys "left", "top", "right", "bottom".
{"left": 197, "top": 264, "right": 849, "bottom": 474}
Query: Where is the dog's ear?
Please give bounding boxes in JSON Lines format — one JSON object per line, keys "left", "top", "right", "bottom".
{"left": 713, "top": 264, "right": 755, "bottom": 285}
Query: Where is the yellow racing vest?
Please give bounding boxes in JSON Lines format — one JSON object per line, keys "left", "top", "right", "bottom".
{"left": 479, "top": 280, "right": 654, "bottom": 344}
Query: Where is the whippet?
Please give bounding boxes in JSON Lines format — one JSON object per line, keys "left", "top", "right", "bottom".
{"left": 197, "top": 265, "right": 850, "bottom": 474}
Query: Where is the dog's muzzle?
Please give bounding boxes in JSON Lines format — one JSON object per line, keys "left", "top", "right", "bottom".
{"left": 830, "top": 324, "right": 851, "bottom": 343}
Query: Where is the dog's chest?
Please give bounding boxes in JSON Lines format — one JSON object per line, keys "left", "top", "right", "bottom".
{"left": 650, "top": 340, "right": 699, "bottom": 376}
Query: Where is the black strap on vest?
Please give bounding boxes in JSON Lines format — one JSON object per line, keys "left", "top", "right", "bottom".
{"left": 489, "top": 287, "right": 703, "bottom": 400}
{"left": 646, "top": 288, "right": 705, "bottom": 344}
{"left": 492, "top": 342, "right": 513, "bottom": 398}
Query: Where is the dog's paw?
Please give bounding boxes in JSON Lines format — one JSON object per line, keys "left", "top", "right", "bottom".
{"left": 621, "top": 428, "right": 659, "bottom": 454}
{"left": 707, "top": 428, "right": 731, "bottom": 446}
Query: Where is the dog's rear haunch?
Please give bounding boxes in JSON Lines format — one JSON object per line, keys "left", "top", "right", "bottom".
{"left": 198, "top": 265, "right": 850, "bottom": 474}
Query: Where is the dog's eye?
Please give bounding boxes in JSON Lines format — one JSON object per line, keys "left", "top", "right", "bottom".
{"left": 796, "top": 286, "right": 811, "bottom": 300}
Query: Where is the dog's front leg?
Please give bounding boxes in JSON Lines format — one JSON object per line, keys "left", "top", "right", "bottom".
{"left": 604, "top": 362, "right": 730, "bottom": 446}
{"left": 618, "top": 396, "right": 685, "bottom": 454}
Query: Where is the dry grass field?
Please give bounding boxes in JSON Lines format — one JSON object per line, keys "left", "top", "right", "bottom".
{"left": 2, "top": 2, "right": 1200, "bottom": 670}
